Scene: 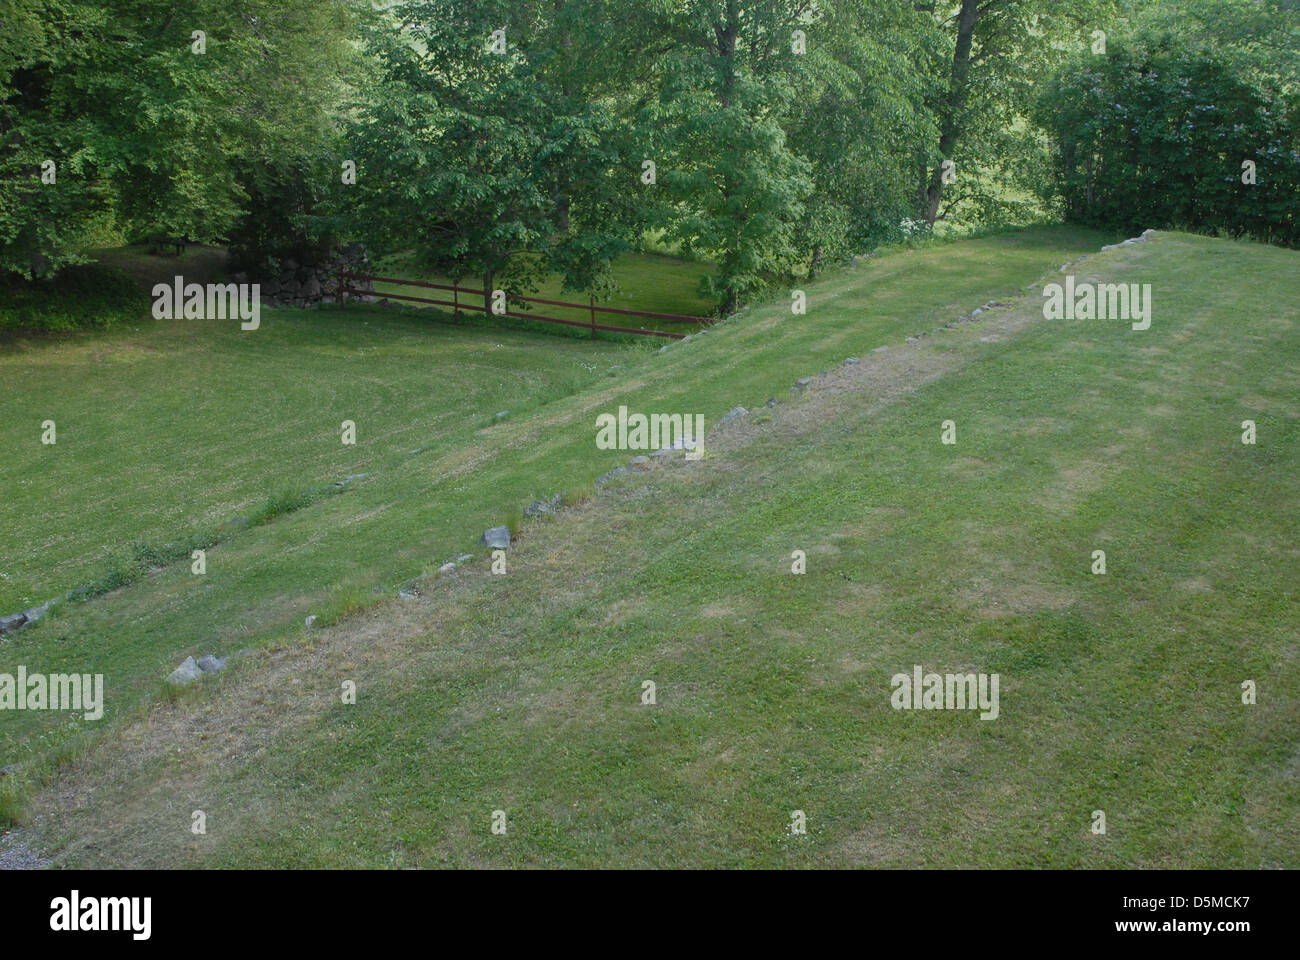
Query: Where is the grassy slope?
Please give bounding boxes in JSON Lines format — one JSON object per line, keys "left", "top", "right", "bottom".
{"left": 14, "top": 227, "right": 1296, "bottom": 868}
{"left": 0, "top": 224, "right": 1110, "bottom": 765}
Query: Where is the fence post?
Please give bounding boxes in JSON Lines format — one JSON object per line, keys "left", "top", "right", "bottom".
{"left": 589, "top": 293, "right": 596, "bottom": 338}
{"left": 452, "top": 279, "right": 458, "bottom": 318}
{"left": 337, "top": 271, "right": 345, "bottom": 308}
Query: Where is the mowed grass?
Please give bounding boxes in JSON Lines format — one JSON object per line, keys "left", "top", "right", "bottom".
{"left": 28, "top": 228, "right": 1290, "bottom": 870}
{"left": 2, "top": 224, "right": 1175, "bottom": 838}
{"left": 0, "top": 302, "right": 631, "bottom": 617}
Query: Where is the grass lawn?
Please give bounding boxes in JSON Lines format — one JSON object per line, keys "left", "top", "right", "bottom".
{"left": 0, "top": 223, "right": 1113, "bottom": 771}
{"left": 11, "top": 225, "right": 1292, "bottom": 869}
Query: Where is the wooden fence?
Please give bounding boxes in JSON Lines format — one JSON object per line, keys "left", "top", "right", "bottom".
{"left": 338, "top": 272, "right": 714, "bottom": 340}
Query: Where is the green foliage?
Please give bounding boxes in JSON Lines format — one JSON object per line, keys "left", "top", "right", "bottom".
{"left": 784, "top": 1, "right": 937, "bottom": 266}
{"left": 248, "top": 487, "right": 320, "bottom": 527}
{"left": 0, "top": 0, "right": 363, "bottom": 280}
{"left": 346, "top": 1, "right": 949, "bottom": 312}
{"left": 346, "top": 1, "right": 648, "bottom": 296}
{"left": 1036, "top": 34, "right": 1300, "bottom": 245}
{"left": 0, "top": 263, "right": 144, "bottom": 331}
{"left": 1133, "top": 0, "right": 1300, "bottom": 94}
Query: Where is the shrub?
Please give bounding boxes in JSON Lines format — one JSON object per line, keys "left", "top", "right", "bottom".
{"left": 0, "top": 263, "right": 146, "bottom": 332}
{"left": 1035, "top": 35, "right": 1300, "bottom": 247}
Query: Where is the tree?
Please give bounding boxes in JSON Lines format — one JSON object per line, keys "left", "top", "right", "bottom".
{"left": 1036, "top": 34, "right": 1300, "bottom": 246}
{"left": 0, "top": 0, "right": 361, "bottom": 279}
{"left": 783, "top": 0, "right": 937, "bottom": 271}
{"left": 912, "top": 0, "right": 1116, "bottom": 227}
{"left": 645, "top": 1, "right": 818, "bottom": 313}
{"left": 346, "top": 0, "right": 653, "bottom": 298}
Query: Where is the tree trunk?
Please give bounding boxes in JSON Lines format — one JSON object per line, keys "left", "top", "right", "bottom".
{"left": 808, "top": 243, "right": 824, "bottom": 281}
{"left": 553, "top": 191, "right": 571, "bottom": 234}
{"left": 919, "top": 0, "right": 983, "bottom": 225}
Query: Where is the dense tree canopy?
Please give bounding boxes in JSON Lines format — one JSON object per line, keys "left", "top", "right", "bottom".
{"left": 2, "top": 0, "right": 1298, "bottom": 306}
{"left": 0, "top": 0, "right": 361, "bottom": 279}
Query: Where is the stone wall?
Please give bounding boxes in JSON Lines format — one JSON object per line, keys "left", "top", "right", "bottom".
{"left": 232, "top": 242, "right": 375, "bottom": 308}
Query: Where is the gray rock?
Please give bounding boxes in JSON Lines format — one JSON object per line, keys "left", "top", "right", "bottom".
{"left": 719, "top": 405, "right": 748, "bottom": 425}
{"left": 399, "top": 588, "right": 420, "bottom": 600}
{"left": 595, "top": 466, "right": 628, "bottom": 487}
{"left": 905, "top": 336, "right": 918, "bottom": 343}
{"left": 0, "top": 613, "right": 28, "bottom": 635}
{"left": 767, "top": 397, "right": 779, "bottom": 407}
{"left": 494, "top": 411, "right": 509, "bottom": 422}
{"left": 871, "top": 345, "right": 888, "bottom": 353}
{"left": 196, "top": 654, "right": 225, "bottom": 674}
{"left": 166, "top": 656, "right": 203, "bottom": 686}
{"left": 305, "top": 615, "right": 318, "bottom": 630}
{"left": 630, "top": 455, "right": 651, "bottom": 470}
{"left": 844, "top": 357, "right": 859, "bottom": 365}
{"left": 660, "top": 345, "right": 670, "bottom": 353}
{"left": 456, "top": 554, "right": 474, "bottom": 563}
{"left": 439, "top": 562, "right": 456, "bottom": 574}
{"left": 795, "top": 377, "right": 813, "bottom": 389}
{"left": 971, "top": 308, "right": 983, "bottom": 317}
{"left": 301, "top": 275, "right": 322, "bottom": 300}
{"left": 524, "top": 494, "right": 561, "bottom": 518}
{"left": 482, "top": 526, "right": 511, "bottom": 549}
{"left": 228, "top": 516, "right": 250, "bottom": 530}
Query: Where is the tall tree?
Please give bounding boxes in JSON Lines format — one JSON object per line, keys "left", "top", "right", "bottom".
{"left": 648, "top": 0, "right": 817, "bottom": 313}
{"left": 913, "top": 0, "right": 1115, "bottom": 227}
{"left": 347, "top": 0, "right": 655, "bottom": 297}
{"left": 0, "top": 0, "right": 361, "bottom": 279}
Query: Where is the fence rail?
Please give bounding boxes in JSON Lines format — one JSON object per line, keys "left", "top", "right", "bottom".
{"left": 337, "top": 271, "right": 714, "bottom": 340}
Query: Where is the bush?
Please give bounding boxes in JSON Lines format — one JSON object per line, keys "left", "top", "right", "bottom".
{"left": 1035, "top": 35, "right": 1300, "bottom": 247}
{"left": 0, "top": 263, "right": 146, "bottom": 332}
